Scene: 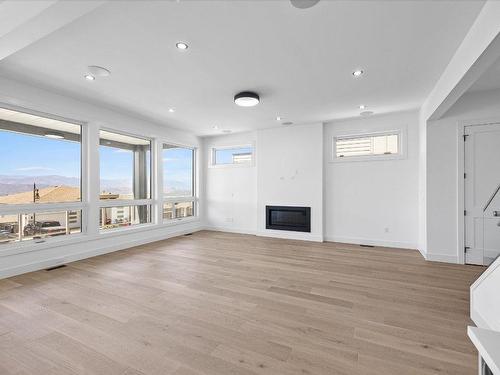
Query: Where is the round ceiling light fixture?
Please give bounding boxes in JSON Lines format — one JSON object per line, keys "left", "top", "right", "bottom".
{"left": 359, "top": 104, "right": 366, "bottom": 110}
{"left": 168, "top": 108, "right": 175, "bottom": 113}
{"left": 176, "top": 42, "right": 188, "bottom": 50}
{"left": 276, "top": 116, "right": 282, "bottom": 121}
{"left": 88, "top": 65, "right": 111, "bottom": 77}
{"left": 44, "top": 132, "right": 65, "bottom": 139}
{"left": 290, "top": 0, "right": 320, "bottom": 9}
{"left": 352, "top": 69, "right": 364, "bottom": 78}
{"left": 84, "top": 74, "right": 95, "bottom": 81}
{"left": 234, "top": 91, "right": 260, "bottom": 107}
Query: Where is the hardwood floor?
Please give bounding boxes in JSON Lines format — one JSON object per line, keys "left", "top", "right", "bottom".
{"left": 0, "top": 231, "right": 485, "bottom": 375}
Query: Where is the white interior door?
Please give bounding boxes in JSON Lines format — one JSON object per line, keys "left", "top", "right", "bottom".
{"left": 465, "top": 123, "right": 500, "bottom": 265}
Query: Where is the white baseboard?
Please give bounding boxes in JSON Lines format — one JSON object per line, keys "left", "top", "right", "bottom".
{"left": 204, "top": 226, "right": 323, "bottom": 242}
{"left": 324, "top": 235, "right": 417, "bottom": 250}
{"left": 425, "top": 252, "right": 459, "bottom": 264}
{"left": 0, "top": 225, "right": 203, "bottom": 280}
{"left": 257, "top": 230, "right": 323, "bottom": 242}
{"left": 204, "top": 226, "right": 257, "bottom": 236}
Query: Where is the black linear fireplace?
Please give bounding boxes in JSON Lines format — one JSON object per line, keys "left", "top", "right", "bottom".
{"left": 266, "top": 206, "right": 311, "bottom": 232}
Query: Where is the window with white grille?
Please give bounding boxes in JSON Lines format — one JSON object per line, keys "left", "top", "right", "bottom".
{"left": 334, "top": 131, "right": 400, "bottom": 160}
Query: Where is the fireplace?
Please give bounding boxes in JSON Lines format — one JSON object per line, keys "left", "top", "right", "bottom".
{"left": 266, "top": 206, "right": 311, "bottom": 232}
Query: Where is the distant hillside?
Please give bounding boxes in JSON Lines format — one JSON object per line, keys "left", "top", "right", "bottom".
{"left": 0, "top": 175, "right": 132, "bottom": 196}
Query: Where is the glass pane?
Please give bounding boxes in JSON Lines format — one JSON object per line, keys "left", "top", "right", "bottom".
{"left": 99, "top": 130, "right": 151, "bottom": 200}
{"left": 0, "top": 107, "right": 81, "bottom": 204}
{"left": 214, "top": 147, "right": 253, "bottom": 165}
{"left": 163, "top": 144, "right": 194, "bottom": 197}
{"left": 175, "top": 202, "right": 194, "bottom": 219}
{"left": 0, "top": 214, "right": 20, "bottom": 245}
{"left": 162, "top": 202, "right": 174, "bottom": 220}
{"left": 99, "top": 205, "right": 150, "bottom": 231}
{"left": 163, "top": 202, "right": 194, "bottom": 221}
{"left": 0, "top": 210, "right": 81, "bottom": 245}
{"left": 336, "top": 133, "right": 399, "bottom": 158}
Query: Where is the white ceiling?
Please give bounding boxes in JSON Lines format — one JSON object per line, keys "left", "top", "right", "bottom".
{"left": 0, "top": 0, "right": 485, "bottom": 136}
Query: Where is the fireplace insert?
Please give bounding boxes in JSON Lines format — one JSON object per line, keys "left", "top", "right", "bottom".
{"left": 266, "top": 206, "right": 311, "bottom": 232}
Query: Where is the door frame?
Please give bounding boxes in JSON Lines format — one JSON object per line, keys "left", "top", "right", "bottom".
{"left": 457, "top": 117, "right": 500, "bottom": 265}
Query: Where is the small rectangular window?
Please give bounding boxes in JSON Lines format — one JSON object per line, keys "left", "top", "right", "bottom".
{"left": 334, "top": 132, "right": 400, "bottom": 159}
{"left": 212, "top": 146, "right": 253, "bottom": 166}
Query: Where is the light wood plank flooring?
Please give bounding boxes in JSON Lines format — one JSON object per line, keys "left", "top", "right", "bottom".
{"left": 0, "top": 231, "right": 485, "bottom": 375}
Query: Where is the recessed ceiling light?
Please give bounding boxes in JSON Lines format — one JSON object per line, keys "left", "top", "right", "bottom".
{"left": 84, "top": 74, "right": 95, "bottom": 81}
{"left": 352, "top": 69, "right": 364, "bottom": 78}
{"left": 176, "top": 42, "right": 188, "bottom": 50}
{"left": 168, "top": 108, "right": 175, "bottom": 113}
{"left": 222, "top": 129, "right": 232, "bottom": 133}
{"left": 234, "top": 91, "right": 260, "bottom": 107}
{"left": 359, "top": 105, "right": 366, "bottom": 110}
{"left": 213, "top": 125, "right": 219, "bottom": 129}
{"left": 282, "top": 121, "right": 293, "bottom": 126}
{"left": 44, "top": 132, "right": 65, "bottom": 139}
{"left": 276, "top": 116, "right": 282, "bottom": 121}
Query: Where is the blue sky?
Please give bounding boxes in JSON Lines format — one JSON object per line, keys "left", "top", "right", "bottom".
{"left": 215, "top": 147, "right": 253, "bottom": 164}
{"left": 0, "top": 130, "right": 193, "bottom": 193}
{"left": 0, "top": 131, "right": 80, "bottom": 177}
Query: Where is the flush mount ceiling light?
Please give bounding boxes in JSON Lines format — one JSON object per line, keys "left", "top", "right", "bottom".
{"left": 84, "top": 74, "right": 95, "bottom": 81}
{"left": 176, "top": 42, "right": 188, "bottom": 50}
{"left": 234, "top": 91, "right": 260, "bottom": 107}
{"left": 213, "top": 125, "right": 219, "bottom": 129}
{"left": 352, "top": 69, "right": 364, "bottom": 78}
{"left": 276, "top": 116, "right": 282, "bottom": 121}
{"left": 290, "top": 0, "right": 320, "bottom": 9}
{"left": 168, "top": 108, "right": 175, "bottom": 113}
{"left": 359, "top": 104, "right": 366, "bottom": 110}
{"left": 44, "top": 132, "right": 65, "bottom": 139}
{"left": 88, "top": 65, "right": 111, "bottom": 77}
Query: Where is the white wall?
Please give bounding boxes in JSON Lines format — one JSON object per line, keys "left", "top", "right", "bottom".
{"left": 324, "top": 111, "right": 419, "bottom": 249}
{"left": 427, "top": 88, "right": 500, "bottom": 263}
{"left": 257, "top": 123, "right": 323, "bottom": 241}
{"left": 203, "top": 123, "right": 324, "bottom": 242}
{"left": 203, "top": 132, "right": 257, "bottom": 234}
{"left": 0, "top": 76, "right": 203, "bottom": 279}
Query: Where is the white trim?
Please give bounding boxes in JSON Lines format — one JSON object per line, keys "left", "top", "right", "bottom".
{"left": 257, "top": 230, "right": 323, "bottom": 243}
{"left": 98, "top": 198, "right": 153, "bottom": 208}
{"left": 425, "top": 252, "right": 459, "bottom": 264}
{"left": 324, "top": 235, "right": 417, "bottom": 250}
{"left": 330, "top": 128, "right": 407, "bottom": 163}
{"left": 204, "top": 226, "right": 257, "bottom": 236}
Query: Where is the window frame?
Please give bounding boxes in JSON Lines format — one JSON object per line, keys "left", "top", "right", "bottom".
{"left": 331, "top": 129, "right": 406, "bottom": 163}
{"left": 0, "top": 103, "right": 87, "bottom": 248}
{"left": 98, "top": 127, "right": 155, "bottom": 233}
{"left": 209, "top": 143, "right": 255, "bottom": 168}
{"left": 161, "top": 141, "right": 198, "bottom": 223}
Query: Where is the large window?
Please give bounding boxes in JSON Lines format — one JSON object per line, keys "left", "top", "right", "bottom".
{"left": 162, "top": 144, "right": 195, "bottom": 221}
{"left": 333, "top": 131, "right": 401, "bottom": 161}
{"left": 0, "top": 107, "right": 83, "bottom": 245}
{"left": 99, "top": 130, "right": 152, "bottom": 231}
